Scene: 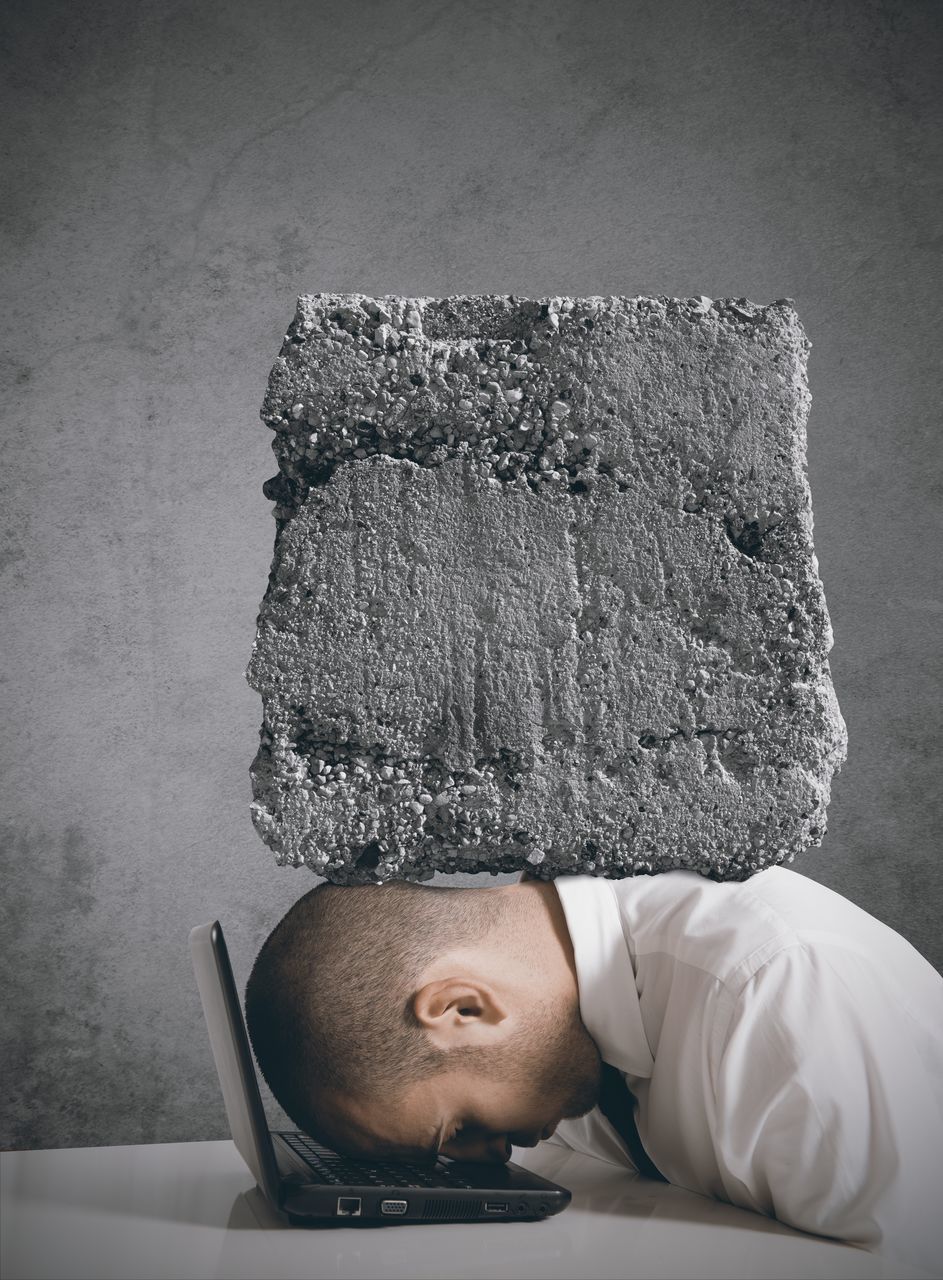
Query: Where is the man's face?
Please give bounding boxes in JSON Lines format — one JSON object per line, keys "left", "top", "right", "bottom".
{"left": 322, "top": 996, "right": 602, "bottom": 1164}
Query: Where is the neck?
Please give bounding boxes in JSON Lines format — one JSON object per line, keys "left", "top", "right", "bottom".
{"left": 495, "top": 877, "right": 581, "bottom": 1006}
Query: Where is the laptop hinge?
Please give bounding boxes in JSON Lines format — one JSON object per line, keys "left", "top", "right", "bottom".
{"left": 272, "top": 1132, "right": 312, "bottom": 1183}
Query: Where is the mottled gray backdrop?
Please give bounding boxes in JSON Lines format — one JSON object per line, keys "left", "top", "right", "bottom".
{"left": 2, "top": 0, "right": 940, "bottom": 1150}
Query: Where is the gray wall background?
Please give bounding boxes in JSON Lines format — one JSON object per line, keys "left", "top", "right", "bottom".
{"left": 2, "top": 0, "right": 940, "bottom": 1151}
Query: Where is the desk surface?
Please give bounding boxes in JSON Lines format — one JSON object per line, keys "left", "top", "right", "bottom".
{"left": 1, "top": 1139, "right": 934, "bottom": 1280}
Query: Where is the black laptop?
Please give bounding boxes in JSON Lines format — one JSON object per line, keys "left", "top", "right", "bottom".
{"left": 189, "top": 920, "right": 572, "bottom": 1224}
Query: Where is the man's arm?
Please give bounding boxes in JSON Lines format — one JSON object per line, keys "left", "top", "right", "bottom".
{"left": 713, "top": 942, "right": 943, "bottom": 1273}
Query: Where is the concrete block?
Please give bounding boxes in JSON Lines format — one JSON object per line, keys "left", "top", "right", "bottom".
{"left": 246, "top": 294, "right": 847, "bottom": 883}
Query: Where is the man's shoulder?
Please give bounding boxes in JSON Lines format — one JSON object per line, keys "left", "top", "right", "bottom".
{"left": 600, "top": 866, "right": 855, "bottom": 990}
{"left": 599, "top": 864, "right": 936, "bottom": 994}
{"left": 553, "top": 865, "right": 934, "bottom": 994}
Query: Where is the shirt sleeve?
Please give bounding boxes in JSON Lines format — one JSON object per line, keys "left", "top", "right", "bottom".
{"left": 712, "top": 941, "right": 943, "bottom": 1274}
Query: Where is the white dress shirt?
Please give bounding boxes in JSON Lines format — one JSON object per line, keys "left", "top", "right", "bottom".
{"left": 545, "top": 867, "right": 943, "bottom": 1273}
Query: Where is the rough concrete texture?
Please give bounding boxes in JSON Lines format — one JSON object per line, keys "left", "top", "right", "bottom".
{"left": 246, "top": 293, "right": 847, "bottom": 884}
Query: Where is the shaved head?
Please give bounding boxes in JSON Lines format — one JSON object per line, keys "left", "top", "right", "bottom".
{"left": 244, "top": 878, "right": 601, "bottom": 1161}
{"left": 245, "top": 881, "right": 518, "bottom": 1127}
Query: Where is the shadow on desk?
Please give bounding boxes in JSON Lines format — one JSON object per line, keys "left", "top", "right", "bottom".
{"left": 223, "top": 1180, "right": 894, "bottom": 1280}
{"left": 233, "top": 1145, "right": 850, "bottom": 1254}
{"left": 223, "top": 1188, "right": 576, "bottom": 1278}
{"left": 512, "top": 1142, "right": 873, "bottom": 1250}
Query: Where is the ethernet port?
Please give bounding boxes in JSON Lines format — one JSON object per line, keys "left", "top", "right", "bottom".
{"left": 336, "top": 1197, "right": 362, "bottom": 1216}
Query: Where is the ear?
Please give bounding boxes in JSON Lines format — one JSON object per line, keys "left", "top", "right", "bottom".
{"left": 411, "top": 977, "right": 510, "bottom": 1051}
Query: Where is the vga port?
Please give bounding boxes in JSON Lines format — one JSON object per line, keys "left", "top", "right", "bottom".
{"left": 380, "top": 1199, "right": 408, "bottom": 1215}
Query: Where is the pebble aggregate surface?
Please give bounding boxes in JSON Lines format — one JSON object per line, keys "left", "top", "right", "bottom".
{"left": 246, "top": 294, "right": 847, "bottom": 883}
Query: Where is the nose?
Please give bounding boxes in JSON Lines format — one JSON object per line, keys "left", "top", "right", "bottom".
{"left": 508, "top": 1128, "right": 551, "bottom": 1149}
{"left": 492, "top": 1135, "right": 512, "bottom": 1162}
{"left": 447, "top": 1134, "right": 511, "bottom": 1163}
{"left": 440, "top": 1131, "right": 512, "bottom": 1164}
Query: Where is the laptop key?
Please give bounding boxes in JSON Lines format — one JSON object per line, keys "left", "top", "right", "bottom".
{"left": 280, "top": 1135, "right": 473, "bottom": 1190}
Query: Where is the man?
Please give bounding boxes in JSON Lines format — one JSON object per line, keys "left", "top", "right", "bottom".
{"left": 245, "top": 866, "right": 943, "bottom": 1272}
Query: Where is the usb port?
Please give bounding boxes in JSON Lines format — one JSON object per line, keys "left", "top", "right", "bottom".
{"left": 380, "top": 1199, "right": 408, "bottom": 1215}
{"left": 336, "top": 1197, "right": 362, "bottom": 1216}
{"left": 484, "top": 1202, "right": 509, "bottom": 1213}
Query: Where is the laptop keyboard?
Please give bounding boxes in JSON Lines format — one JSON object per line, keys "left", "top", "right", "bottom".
{"left": 278, "top": 1131, "right": 474, "bottom": 1189}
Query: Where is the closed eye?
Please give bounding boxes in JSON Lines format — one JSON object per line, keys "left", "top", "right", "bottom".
{"left": 439, "top": 1124, "right": 464, "bottom": 1154}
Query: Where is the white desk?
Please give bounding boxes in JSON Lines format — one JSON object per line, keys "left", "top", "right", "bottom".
{"left": 1, "top": 1139, "right": 935, "bottom": 1280}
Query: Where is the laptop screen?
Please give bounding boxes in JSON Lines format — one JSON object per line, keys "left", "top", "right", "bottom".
{"left": 189, "top": 920, "right": 282, "bottom": 1203}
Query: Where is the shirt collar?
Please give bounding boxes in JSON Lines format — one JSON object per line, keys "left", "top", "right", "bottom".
{"left": 551, "top": 875, "right": 655, "bottom": 1079}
